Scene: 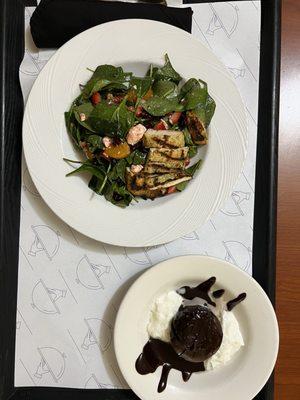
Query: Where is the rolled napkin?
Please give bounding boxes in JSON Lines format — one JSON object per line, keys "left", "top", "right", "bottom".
{"left": 30, "top": 0, "right": 193, "bottom": 49}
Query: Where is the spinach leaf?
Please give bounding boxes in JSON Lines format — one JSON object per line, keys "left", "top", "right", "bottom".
{"left": 82, "top": 64, "right": 132, "bottom": 98}
{"left": 179, "top": 78, "right": 208, "bottom": 110}
{"left": 141, "top": 96, "right": 183, "bottom": 117}
{"left": 109, "top": 150, "right": 147, "bottom": 183}
{"left": 88, "top": 163, "right": 111, "bottom": 195}
{"left": 152, "top": 54, "right": 182, "bottom": 84}
{"left": 110, "top": 99, "right": 135, "bottom": 137}
{"left": 152, "top": 80, "right": 178, "bottom": 99}
{"left": 183, "top": 128, "right": 194, "bottom": 146}
{"left": 179, "top": 78, "right": 198, "bottom": 100}
{"left": 126, "top": 150, "right": 147, "bottom": 165}
{"left": 192, "top": 106, "right": 206, "bottom": 124}
{"left": 65, "top": 94, "right": 88, "bottom": 147}
{"left": 205, "top": 93, "right": 216, "bottom": 127}
{"left": 188, "top": 146, "right": 198, "bottom": 158}
{"left": 180, "top": 79, "right": 215, "bottom": 125}
{"left": 131, "top": 76, "right": 153, "bottom": 99}
{"left": 88, "top": 175, "right": 103, "bottom": 194}
{"left": 66, "top": 161, "right": 106, "bottom": 180}
{"left": 186, "top": 159, "right": 202, "bottom": 176}
{"left": 183, "top": 129, "right": 198, "bottom": 158}
{"left": 66, "top": 159, "right": 111, "bottom": 195}
{"left": 176, "top": 181, "right": 189, "bottom": 192}
{"left": 73, "top": 102, "right": 96, "bottom": 132}
{"left": 191, "top": 94, "right": 215, "bottom": 129}
{"left": 176, "top": 159, "right": 202, "bottom": 191}
{"left": 84, "top": 100, "right": 135, "bottom": 137}
{"left": 64, "top": 111, "right": 81, "bottom": 148}
{"left": 108, "top": 159, "right": 127, "bottom": 183}
{"left": 104, "top": 183, "right": 134, "bottom": 208}
{"left": 87, "top": 102, "right": 116, "bottom": 134}
{"left": 86, "top": 135, "right": 104, "bottom": 152}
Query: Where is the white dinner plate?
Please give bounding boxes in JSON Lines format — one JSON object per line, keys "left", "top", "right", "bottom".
{"left": 114, "top": 255, "right": 279, "bottom": 400}
{"left": 23, "top": 19, "right": 247, "bottom": 247}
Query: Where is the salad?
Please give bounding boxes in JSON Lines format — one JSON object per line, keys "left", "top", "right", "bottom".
{"left": 64, "top": 55, "right": 215, "bottom": 207}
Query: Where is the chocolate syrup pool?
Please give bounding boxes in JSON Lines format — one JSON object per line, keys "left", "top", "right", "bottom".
{"left": 135, "top": 277, "right": 246, "bottom": 393}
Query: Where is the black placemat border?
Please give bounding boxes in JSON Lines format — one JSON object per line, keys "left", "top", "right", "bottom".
{"left": 0, "top": 0, "right": 281, "bottom": 399}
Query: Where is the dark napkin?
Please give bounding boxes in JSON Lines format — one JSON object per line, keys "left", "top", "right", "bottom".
{"left": 30, "top": 0, "right": 193, "bottom": 49}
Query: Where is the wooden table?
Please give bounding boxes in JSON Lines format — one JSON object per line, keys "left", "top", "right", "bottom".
{"left": 275, "top": 0, "right": 300, "bottom": 398}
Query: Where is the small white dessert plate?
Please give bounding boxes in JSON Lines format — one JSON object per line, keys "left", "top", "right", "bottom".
{"left": 114, "top": 255, "right": 279, "bottom": 400}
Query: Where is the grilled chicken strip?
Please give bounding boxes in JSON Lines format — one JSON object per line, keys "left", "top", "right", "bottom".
{"left": 126, "top": 170, "right": 166, "bottom": 199}
{"left": 143, "top": 163, "right": 182, "bottom": 174}
{"left": 134, "top": 172, "right": 187, "bottom": 189}
{"left": 147, "top": 147, "right": 188, "bottom": 169}
{"left": 186, "top": 111, "right": 208, "bottom": 145}
{"left": 143, "top": 130, "right": 185, "bottom": 149}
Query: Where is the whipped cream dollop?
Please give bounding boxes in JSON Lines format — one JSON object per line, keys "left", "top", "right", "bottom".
{"left": 147, "top": 291, "right": 182, "bottom": 342}
{"left": 205, "top": 310, "right": 244, "bottom": 370}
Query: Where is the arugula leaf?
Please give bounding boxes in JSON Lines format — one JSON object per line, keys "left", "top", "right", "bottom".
{"left": 152, "top": 54, "right": 182, "bottom": 84}
{"left": 131, "top": 76, "right": 153, "bottom": 99}
{"left": 152, "top": 80, "right": 178, "bottom": 99}
{"left": 176, "top": 159, "right": 202, "bottom": 191}
{"left": 104, "top": 182, "right": 134, "bottom": 208}
{"left": 141, "top": 96, "right": 183, "bottom": 117}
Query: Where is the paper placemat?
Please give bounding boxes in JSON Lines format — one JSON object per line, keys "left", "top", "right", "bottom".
{"left": 15, "top": 1, "right": 261, "bottom": 389}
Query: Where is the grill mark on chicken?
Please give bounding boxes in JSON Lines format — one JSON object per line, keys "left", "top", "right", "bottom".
{"left": 152, "top": 136, "right": 180, "bottom": 149}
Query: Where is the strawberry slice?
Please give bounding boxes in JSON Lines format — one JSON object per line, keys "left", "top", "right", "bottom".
{"left": 91, "top": 92, "right": 101, "bottom": 105}
{"left": 154, "top": 120, "right": 168, "bottom": 130}
{"left": 169, "top": 111, "right": 182, "bottom": 125}
{"left": 167, "top": 186, "right": 177, "bottom": 194}
{"left": 135, "top": 105, "right": 143, "bottom": 117}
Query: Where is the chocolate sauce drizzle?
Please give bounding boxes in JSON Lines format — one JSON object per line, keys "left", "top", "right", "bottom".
{"left": 227, "top": 292, "right": 247, "bottom": 311}
{"left": 135, "top": 339, "right": 205, "bottom": 393}
{"left": 135, "top": 277, "right": 247, "bottom": 393}
{"left": 212, "top": 289, "right": 225, "bottom": 298}
{"left": 178, "top": 276, "right": 216, "bottom": 306}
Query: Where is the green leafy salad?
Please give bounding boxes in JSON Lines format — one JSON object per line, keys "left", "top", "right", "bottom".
{"left": 64, "top": 55, "right": 216, "bottom": 207}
